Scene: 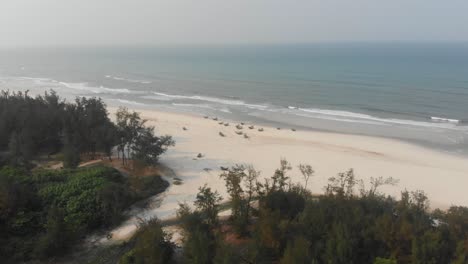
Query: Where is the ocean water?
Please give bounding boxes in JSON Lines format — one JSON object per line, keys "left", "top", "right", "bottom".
{"left": 0, "top": 44, "right": 467, "bottom": 155}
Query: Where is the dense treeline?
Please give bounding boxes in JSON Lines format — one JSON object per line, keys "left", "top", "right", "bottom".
{"left": 0, "top": 90, "right": 116, "bottom": 168}
{"left": 0, "top": 90, "right": 174, "bottom": 169}
{"left": 126, "top": 160, "right": 468, "bottom": 264}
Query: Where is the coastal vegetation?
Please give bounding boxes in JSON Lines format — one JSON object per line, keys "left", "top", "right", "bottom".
{"left": 124, "top": 162, "right": 468, "bottom": 264}
{"left": 120, "top": 160, "right": 468, "bottom": 264}
{"left": 0, "top": 90, "right": 173, "bottom": 263}
{"left": 0, "top": 90, "right": 174, "bottom": 169}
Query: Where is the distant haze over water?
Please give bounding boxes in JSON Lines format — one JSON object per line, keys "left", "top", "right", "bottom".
{"left": 1, "top": 43, "right": 467, "bottom": 154}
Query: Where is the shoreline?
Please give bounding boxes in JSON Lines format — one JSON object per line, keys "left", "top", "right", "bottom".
{"left": 107, "top": 102, "right": 468, "bottom": 159}
{"left": 104, "top": 106, "right": 468, "bottom": 242}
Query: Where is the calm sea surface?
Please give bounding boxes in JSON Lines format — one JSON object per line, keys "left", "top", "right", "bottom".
{"left": 1, "top": 44, "right": 467, "bottom": 154}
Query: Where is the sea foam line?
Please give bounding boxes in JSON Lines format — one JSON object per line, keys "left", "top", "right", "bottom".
{"left": 431, "top": 116, "right": 460, "bottom": 124}
{"left": 172, "top": 103, "right": 232, "bottom": 113}
{"left": 150, "top": 91, "right": 268, "bottom": 110}
{"left": 286, "top": 107, "right": 466, "bottom": 131}
{"left": 105, "top": 75, "right": 152, "bottom": 84}
{"left": 58, "top": 82, "right": 132, "bottom": 94}
{"left": 111, "top": 99, "right": 147, "bottom": 106}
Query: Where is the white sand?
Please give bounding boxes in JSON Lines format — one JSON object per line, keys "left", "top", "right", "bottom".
{"left": 104, "top": 107, "right": 468, "bottom": 242}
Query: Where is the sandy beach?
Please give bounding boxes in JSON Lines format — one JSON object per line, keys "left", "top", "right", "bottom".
{"left": 105, "top": 107, "right": 468, "bottom": 242}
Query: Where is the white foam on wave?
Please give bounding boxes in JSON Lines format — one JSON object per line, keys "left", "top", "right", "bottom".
{"left": 151, "top": 91, "right": 267, "bottom": 110}
{"left": 101, "top": 86, "right": 132, "bottom": 93}
{"left": 431, "top": 116, "right": 460, "bottom": 124}
{"left": 141, "top": 95, "right": 173, "bottom": 101}
{"left": 111, "top": 99, "right": 146, "bottom": 106}
{"left": 105, "top": 75, "right": 152, "bottom": 84}
{"left": 290, "top": 107, "right": 466, "bottom": 131}
{"left": 298, "top": 108, "right": 376, "bottom": 120}
{"left": 4, "top": 77, "right": 136, "bottom": 95}
{"left": 172, "top": 103, "right": 232, "bottom": 113}
{"left": 59, "top": 82, "right": 131, "bottom": 94}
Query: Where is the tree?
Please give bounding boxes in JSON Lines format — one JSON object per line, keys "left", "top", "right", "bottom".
{"left": 373, "top": 257, "right": 397, "bottom": 264}
{"left": 271, "top": 159, "right": 292, "bottom": 191}
{"left": 116, "top": 107, "right": 174, "bottom": 167}
{"left": 194, "top": 184, "right": 222, "bottom": 228}
{"left": 298, "top": 164, "right": 314, "bottom": 190}
{"left": 280, "top": 237, "right": 311, "bottom": 264}
{"left": 34, "top": 206, "right": 72, "bottom": 259}
{"left": 121, "top": 218, "right": 174, "bottom": 264}
{"left": 177, "top": 203, "right": 218, "bottom": 264}
{"left": 220, "top": 165, "right": 246, "bottom": 223}
{"left": 325, "top": 169, "right": 358, "bottom": 198}
{"left": 242, "top": 166, "right": 260, "bottom": 229}
{"left": 62, "top": 131, "right": 80, "bottom": 169}
{"left": 359, "top": 176, "right": 399, "bottom": 197}
{"left": 132, "top": 127, "right": 174, "bottom": 166}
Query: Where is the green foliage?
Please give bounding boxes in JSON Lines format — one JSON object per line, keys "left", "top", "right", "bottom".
{"left": 0, "top": 90, "right": 64, "bottom": 166}
{"left": 0, "top": 90, "right": 118, "bottom": 168}
{"left": 34, "top": 206, "right": 73, "bottom": 259}
{"left": 194, "top": 184, "right": 222, "bottom": 228}
{"left": 36, "top": 167, "right": 131, "bottom": 230}
{"left": 177, "top": 204, "right": 218, "bottom": 263}
{"left": 115, "top": 107, "right": 174, "bottom": 167}
{"left": 373, "top": 257, "right": 397, "bottom": 264}
{"left": 325, "top": 168, "right": 358, "bottom": 197}
{"left": 298, "top": 163, "right": 314, "bottom": 189}
{"left": 263, "top": 190, "right": 305, "bottom": 220}
{"left": 220, "top": 165, "right": 260, "bottom": 235}
{"left": 176, "top": 187, "right": 226, "bottom": 264}
{"left": 213, "top": 243, "right": 241, "bottom": 264}
{"left": 119, "top": 218, "right": 174, "bottom": 264}
{"left": 271, "top": 159, "right": 292, "bottom": 191}
{"left": 0, "top": 165, "right": 138, "bottom": 262}
{"left": 132, "top": 128, "right": 175, "bottom": 166}
{"left": 242, "top": 166, "right": 468, "bottom": 264}
{"left": 280, "top": 236, "right": 311, "bottom": 264}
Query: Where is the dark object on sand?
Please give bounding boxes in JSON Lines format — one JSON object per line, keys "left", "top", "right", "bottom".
{"left": 241, "top": 122, "right": 245, "bottom": 125}
{"left": 197, "top": 153, "right": 204, "bottom": 158}
{"left": 219, "top": 132, "right": 226, "bottom": 137}
{"left": 224, "top": 123, "right": 229, "bottom": 126}
{"left": 291, "top": 128, "right": 296, "bottom": 131}
{"left": 249, "top": 125, "right": 254, "bottom": 129}
{"left": 204, "top": 116, "right": 209, "bottom": 119}
{"left": 244, "top": 134, "right": 249, "bottom": 139}
{"left": 235, "top": 131, "right": 243, "bottom": 135}
{"left": 219, "top": 121, "right": 224, "bottom": 125}
{"left": 277, "top": 127, "right": 281, "bottom": 130}
{"left": 183, "top": 127, "right": 188, "bottom": 131}
{"left": 213, "top": 117, "right": 218, "bottom": 121}
{"left": 236, "top": 124, "right": 243, "bottom": 129}
{"left": 173, "top": 179, "right": 183, "bottom": 185}
{"left": 220, "top": 166, "right": 229, "bottom": 171}
{"left": 258, "top": 128, "right": 264, "bottom": 132}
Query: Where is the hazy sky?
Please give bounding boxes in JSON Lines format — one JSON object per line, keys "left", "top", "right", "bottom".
{"left": 1, "top": 0, "right": 468, "bottom": 47}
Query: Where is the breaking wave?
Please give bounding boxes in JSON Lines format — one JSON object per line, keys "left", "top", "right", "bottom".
{"left": 105, "top": 75, "right": 152, "bottom": 84}
{"left": 59, "top": 82, "right": 131, "bottom": 94}
{"left": 431, "top": 116, "right": 460, "bottom": 124}
{"left": 150, "top": 91, "right": 268, "bottom": 110}
{"left": 285, "top": 107, "right": 466, "bottom": 131}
